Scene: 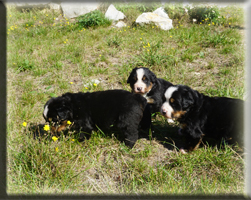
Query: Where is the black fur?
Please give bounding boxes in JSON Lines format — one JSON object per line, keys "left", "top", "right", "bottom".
{"left": 162, "top": 85, "right": 244, "bottom": 151}
{"left": 127, "top": 67, "right": 173, "bottom": 113}
{"left": 43, "top": 90, "right": 147, "bottom": 148}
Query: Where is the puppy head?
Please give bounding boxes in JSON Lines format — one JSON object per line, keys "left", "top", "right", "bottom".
{"left": 43, "top": 95, "right": 73, "bottom": 133}
{"left": 161, "top": 85, "right": 196, "bottom": 120}
{"left": 127, "top": 67, "right": 157, "bottom": 95}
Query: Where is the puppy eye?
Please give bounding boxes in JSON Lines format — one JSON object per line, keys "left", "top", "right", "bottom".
{"left": 142, "top": 76, "right": 147, "bottom": 81}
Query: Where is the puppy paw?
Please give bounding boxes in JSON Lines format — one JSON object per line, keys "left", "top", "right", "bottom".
{"left": 179, "top": 148, "right": 187, "bottom": 154}
{"left": 167, "top": 118, "right": 175, "bottom": 124}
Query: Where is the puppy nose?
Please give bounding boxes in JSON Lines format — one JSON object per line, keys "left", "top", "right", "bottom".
{"left": 137, "top": 87, "right": 142, "bottom": 92}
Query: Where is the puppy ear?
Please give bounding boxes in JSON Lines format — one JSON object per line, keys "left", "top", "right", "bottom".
{"left": 182, "top": 87, "right": 196, "bottom": 110}
{"left": 127, "top": 68, "right": 138, "bottom": 83}
{"left": 149, "top": 70, "right": 157, "bottom": 83}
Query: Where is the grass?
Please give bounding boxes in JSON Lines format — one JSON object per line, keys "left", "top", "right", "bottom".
{"left": 7, "top": 2, "right": 245, "bottom": 195}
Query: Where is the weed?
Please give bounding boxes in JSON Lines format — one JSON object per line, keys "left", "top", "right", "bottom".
{"left": 76, "top": 10, "right": 112, "bottom": 29}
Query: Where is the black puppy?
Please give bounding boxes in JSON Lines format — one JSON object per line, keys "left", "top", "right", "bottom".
{"left": 43, "top": 90, "right": 147, "bottom": 148}
{"left": 127, "top": 67, "right": 173, "bottom": 113}
{"left": 161, "top": 84, "right": 244, "bottom": 153}
{"left": 127, "top": 67, "right": 174, "bottom": 125}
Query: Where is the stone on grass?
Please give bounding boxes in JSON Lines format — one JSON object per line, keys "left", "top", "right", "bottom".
{"left": 61, "top": 2, "right": 101, "bottom": 19}
{"left": 115, "top": 21, "right": 127, "bottom": 28}
{"left": 153, "top": 7, "right": 170, "bottom": 19}
{"left": 136, "top": 11, "right": 173, "bottom": 31}
{"left": 105, "top": 4, "right": 126, "bottom": 21}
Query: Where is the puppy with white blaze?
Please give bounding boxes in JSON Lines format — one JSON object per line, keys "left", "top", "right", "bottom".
{"left": 43, "top": 90, "right": 148, "bottom": 148}
{"left": 127, "top": 67, "right": 174, "bottom": 125}
{"left": 161, "top": 85, "right": 244, "bottom": 153}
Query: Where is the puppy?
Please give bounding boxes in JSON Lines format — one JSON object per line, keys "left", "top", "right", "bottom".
{"left": 161, "top": 84, "right": 244, "bottom": 153}
{"left": 43, "top": 90, "right": 147, "bottom": 148}
{"left": 127, "top": 67, "right": 173, "bottom": 112}
{"left": 127, "top": 67, "right": 174, "bottom": 125}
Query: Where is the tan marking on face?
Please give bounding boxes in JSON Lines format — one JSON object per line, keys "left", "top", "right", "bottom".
{"left": 145, "top": 82, "right": 153, "bottom": 93}
{"left": 142, "top": 76, "right": 146, "bottom": 81}
{"left": 170, "top": 98, "right": 175, "bottom": 103}
{"left": 172, "top": 110, "right": 187, "bottom": 119}
{"left": 50, "top": 120, "right": 69, "bottom": 135}
{"left": 48, "top": 118, "right": 52, "bottom": 122}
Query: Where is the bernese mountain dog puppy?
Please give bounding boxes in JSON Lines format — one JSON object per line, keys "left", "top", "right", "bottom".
{"left": 43, "top": 90, "right": 148, "bottom": 148}
{"left": 161, "top": 84, "right": 244, "bottom": 153}
{"left": 127, "top": 67, "right": 174, "bottom": 125}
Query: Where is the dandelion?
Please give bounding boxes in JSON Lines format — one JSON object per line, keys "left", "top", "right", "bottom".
{"left": 200, "top": 22, "right": 202, "bottom": 24}
{"left": 208, "top": 24, "right": 211, "bottom": 26}
{"left": 71, "top": 139, "right": 75, "bottom": 141}
{"left": 147, "top": 42, "right": 150, "bottom": 47}
{"left": 140, "top": 38, "right": 142, "bottom": 40}
{"left": 229, "top": 22, "right": 231, "bottom": 25}
{"left": 52, "top": 136, "right": 58, "bottom": 142}
{"left": 93, "top": 83, "right": 97, "bottom": 87}
{"left": 143, "top": 46, "right": 145, "bottom": 48}
{"left": 133, "top": 28, "right": 135, "bottom": 30}
{"left": 147, "top": 49, "right": 149, "bottom": 51}
{"left": 44, "top": 125, "right": 50, "bottom": 131}
{"left": 22, "top": 122, "right": 27, "bottom": 127}
{"left": 212, "top": 22, "right": 215, "bottom": 25}
{"left": 70, "top": 82, "right": 73, "bottom": 84}
{"left": 124, "top": 30, "right": 126, "bottom": 31}
{"left": 46, "top": 14, "right": 48, "bottom": 17}
{"left": 9, "top": 15, "right": 12, "bottom": 17}
{"left": 170, "top": 36, "right": 172, "bottom": 38}
{"left": 64, "top": 41, "right": 66, "bottom": 43}
{"left": 67, "top": 121, "right": 72, "bottom": 125}
{"left": 85, "top": 87, "right": 88, "bottom": 89}
{"left": 152, "top": 26, "right": 154, "bottom": 28}
{"left": 55, "top": 147, "right": 59, "bottom": 152}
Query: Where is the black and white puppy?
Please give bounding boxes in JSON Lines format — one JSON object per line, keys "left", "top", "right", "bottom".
{"left": 127, "top": 67, "right": 173, "bottom": 123}
{"left": 43, "top": 90, "right": 148, "bottom": 148}
{"left": 161, "top": 84, "right": 244, "bottom": 153}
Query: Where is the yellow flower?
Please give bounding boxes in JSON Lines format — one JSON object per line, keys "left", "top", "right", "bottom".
{"left": 229, "top": 22, "right": 231, "bottom": 25}
{"left": 55, "top": 147, "right": 59, "bottom": 152}
{"left": 152, "top": 26, "right": 154, "bottom": 28}
{"left": 22, "top": 122, "right": 27, "bottom": 127}
{"left": 9, "top": 15, "right": 11, "bottom": 17}
{"left": 64, "top": 41, "right": 66, "bottom": 43}
{"left": 67, "top": 121, "right": 72, "bottom": 125}
{"left": 70, "top": 82, "right": 73, "bottom": 84}
{"left": 85, "top": 87, "right": 88, "bottom": 89}
{"left": 143, "top": 46, "right": 145, "bottom": 48}
{"left": 170, "top": 36, "right": 172, "bottom": 38}
{"left": 147, "top": 42, "right": 150, "bottom": 47}
{"left": 208, "top": 24, "right": 210, "bottom": 26}
{"left": 147, "top": 49, "right": 149, "bottom": 51}
{"left": 140, "top": 38, "right": 142, "bottom": 40}
{"left": 71, "top": 139, "right": 75, "bottom": 141}
{"left": 93, "top": 83, "right": 97, "bottom": 87}
{"left": 52, "top": 136, "right": 58, "bottom": 142}
{"left": 43, "top": 125, "right": 50, "bottom": 131}
{"left": 200, "top": 22, "right": 202, "bottom": 24}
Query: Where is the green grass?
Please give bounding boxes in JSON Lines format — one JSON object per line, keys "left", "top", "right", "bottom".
{"left": 7, "top": 3, "right": 245, "bottom": 194}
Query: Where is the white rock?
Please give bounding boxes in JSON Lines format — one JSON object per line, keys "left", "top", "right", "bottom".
{"left": 61, "top": 2, "right": 101, "bottom": 19}
{"left": 115, "top": 21, "right": 127, "bottom": 28}
{"left": 48, "top": 3, "right": 61, "bottom": 10}
{"left": 153, "top": 7, "right": 170, "bottom": 19}
{"left": 105, "top": 4, "right": 126, "bottom": 21}
{"left": 136, "top": 12, "right": 173, "bottom": 31}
